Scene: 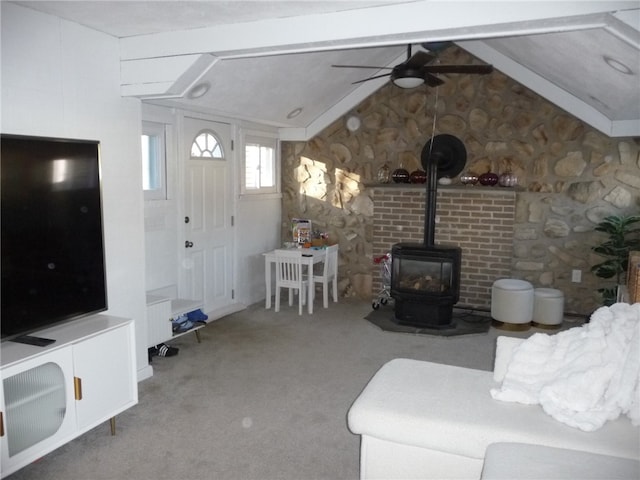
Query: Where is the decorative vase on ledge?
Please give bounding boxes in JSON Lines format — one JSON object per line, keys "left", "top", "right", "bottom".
{"left": 377, "top": 163, "right": 391, "bottom": 184}
{"left": 499, "top": 170, "right": 518, "bottom": 187}
{"left": 460, "top": 172, "right": 479, "bottom": 185}
{"left": 479, "top": 171, "right": 499, "bottom": 186}
{"left": 410, "top": 169, "right": 427, "bottom": 184}
{"left": 392, "top": 167, "right": 410, "bottom": 183}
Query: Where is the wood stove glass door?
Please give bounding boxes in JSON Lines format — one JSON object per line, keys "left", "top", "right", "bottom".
{"left": 393, "top": 256, "right": 453, "bottom": 295}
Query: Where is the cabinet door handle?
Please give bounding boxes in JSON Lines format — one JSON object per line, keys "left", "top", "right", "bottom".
{"left": 74, "top": 376, "right": 83, "bottom": 401}
{"left": 0, "top": 411, "right": 4, "bottom": 437}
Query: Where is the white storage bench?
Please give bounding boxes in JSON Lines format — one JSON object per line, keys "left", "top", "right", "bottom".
{"left": 347, "top": 354, "right": 639, "bottom": 480}
{"left": 146, "top": 285, "right": 205, "bottom": 347}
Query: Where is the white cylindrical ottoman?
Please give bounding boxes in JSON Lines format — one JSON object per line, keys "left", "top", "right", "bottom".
{"left": 491, "top": 279, "right": 534, "bottom": 331}
{"left": 532, "top": 288, "right": 564, "bottom": 329}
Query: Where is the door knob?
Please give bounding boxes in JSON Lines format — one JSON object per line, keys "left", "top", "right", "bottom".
{"left": 185, "top": 241, "right": 194, "bottom": 248}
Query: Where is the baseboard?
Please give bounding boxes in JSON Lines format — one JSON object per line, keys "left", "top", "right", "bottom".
{"left": 137, "top": 364, "right": 154, "bottom": 382}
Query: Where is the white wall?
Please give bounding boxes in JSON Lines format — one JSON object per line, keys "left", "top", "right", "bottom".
{"left": 1, "top": 3, "right": 151, "bottom": 380}
{"left": 236, "top": 195, "right": 282, "bottom": 306}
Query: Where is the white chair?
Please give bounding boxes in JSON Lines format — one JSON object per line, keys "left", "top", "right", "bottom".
{"left": 312, "top": 244, "right": 339, "bottom": 308}
{"left": 274, "top": 249, "right": 307, "bottom": 315}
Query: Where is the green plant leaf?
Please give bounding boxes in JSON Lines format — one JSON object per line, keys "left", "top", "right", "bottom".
{"left": 596, "top": 286, "right": 618, "bottom": 306}
{"left": 591, "top": 262, "right": 620, "bottom": 279}
{"left": 591, "top": 214, "right": 640, "bottom": 305}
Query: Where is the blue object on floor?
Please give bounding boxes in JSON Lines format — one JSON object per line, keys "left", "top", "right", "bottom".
{"left": 187, "top": 309, "right": 208, "bottom": 322}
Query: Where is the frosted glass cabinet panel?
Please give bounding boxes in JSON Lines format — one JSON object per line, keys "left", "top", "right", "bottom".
{"left": 1, "top": 348, "right": 77, "bottom": 473}
{"left": 4, "top": 362, "right": 66, "bottom": 456}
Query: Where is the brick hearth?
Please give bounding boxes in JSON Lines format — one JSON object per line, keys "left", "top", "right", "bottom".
{"left": 371, "top": 185, "right": 516, "bottom": 309}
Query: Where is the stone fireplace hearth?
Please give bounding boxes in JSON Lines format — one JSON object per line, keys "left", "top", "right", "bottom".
{"left": 372, "top": 185, "right": 516, "bottom": 311}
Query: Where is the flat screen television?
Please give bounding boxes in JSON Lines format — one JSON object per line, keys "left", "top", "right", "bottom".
{"left": 1, "top": 134, "right": 107, "bottom": 342}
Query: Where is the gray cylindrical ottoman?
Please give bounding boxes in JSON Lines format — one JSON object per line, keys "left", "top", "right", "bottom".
{"left": 491, "top": 279, "right": 534, "bottom": 331}
{"left": 532, "top": 288, "right": 564, "bottom": 329}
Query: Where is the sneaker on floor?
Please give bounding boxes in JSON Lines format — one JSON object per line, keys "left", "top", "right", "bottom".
{"left": 148, "top": 346, "right": 159, "bottom": 362}
{"left": 156, "top": 343, "right": 179, "bottom": 357}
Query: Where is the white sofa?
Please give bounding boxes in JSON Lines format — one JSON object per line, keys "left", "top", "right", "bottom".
{"left": 347, "top": 337, "right": 639, "bottom": 479}
{"left": 482, "top": 442, "right": 640, "bottom": 479}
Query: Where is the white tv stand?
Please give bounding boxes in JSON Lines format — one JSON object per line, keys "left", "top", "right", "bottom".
{"left": 0, "top": 314, "right": 138, "bottom": 478}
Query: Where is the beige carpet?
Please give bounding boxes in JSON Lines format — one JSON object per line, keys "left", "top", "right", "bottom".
{"left": 7, "top": 299, "right": 581, "bottom": 480}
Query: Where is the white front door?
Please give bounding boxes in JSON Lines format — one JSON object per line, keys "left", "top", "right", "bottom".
{"left": 181, "top": 117, "right": 234, "bottom": 314}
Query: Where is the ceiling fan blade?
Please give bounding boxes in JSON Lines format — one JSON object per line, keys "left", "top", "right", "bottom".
{"left": 352, "top": 73, "right": 392, "bottom": 85}
{"left": 332, "top": 64, "right": 393, "bottom": 70}
{"left": 424, "top": 64, "right": 494, "bottom": 74}
{"left": 404, "top": 51, "right": 436, "bottom": 69}
{"left": 334, "top": 43, "right": 491, "bottom": 90}
{"left": 424, "top": 73, "right": 445, "bottom": 87}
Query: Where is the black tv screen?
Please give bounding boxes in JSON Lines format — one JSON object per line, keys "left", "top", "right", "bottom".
{"left": 1, "top": 134, "right": 107, "bottom": 340}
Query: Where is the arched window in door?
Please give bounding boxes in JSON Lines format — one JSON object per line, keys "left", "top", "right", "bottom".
{"left": 191, "top": 130, "right": 224, "bottom": 159}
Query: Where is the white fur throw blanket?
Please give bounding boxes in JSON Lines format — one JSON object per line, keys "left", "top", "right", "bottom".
{"left": 491, "top": 302, "right": 640, "bottom": 431}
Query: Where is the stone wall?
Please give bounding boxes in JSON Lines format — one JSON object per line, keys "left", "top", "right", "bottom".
{"left": 281, "top": 46, "right": 640, "bottom": 315}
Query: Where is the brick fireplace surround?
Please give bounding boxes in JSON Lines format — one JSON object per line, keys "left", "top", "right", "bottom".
{"left": 371, "top": 185, "right": 516, "bottom": 310}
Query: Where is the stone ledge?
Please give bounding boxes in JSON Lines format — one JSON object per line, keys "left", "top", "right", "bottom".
{"left": 366, "top": 183, "right": 521, "bottom": 196}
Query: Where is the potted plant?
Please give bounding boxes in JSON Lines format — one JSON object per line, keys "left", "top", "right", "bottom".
{"left": 590, "top": 214, "right": 640, "bottom": 305}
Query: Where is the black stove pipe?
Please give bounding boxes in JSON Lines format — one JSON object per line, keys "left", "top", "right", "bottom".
{"left": 424, "top": 153, "right": 438, "bottom": 246}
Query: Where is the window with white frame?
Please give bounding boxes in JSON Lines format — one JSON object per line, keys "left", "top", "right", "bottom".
{"left": 141, "top": 121, "right": 167, "bottom": 200}
{"left": 243, "top": 134, "right": 277, "bottom": 194}
{"left": 191, "top": 130, "right": 224, "bottom": 159}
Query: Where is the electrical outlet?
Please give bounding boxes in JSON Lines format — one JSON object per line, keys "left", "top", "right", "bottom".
{"left": 571, "top": 269, "right": 582, "bottom": 283}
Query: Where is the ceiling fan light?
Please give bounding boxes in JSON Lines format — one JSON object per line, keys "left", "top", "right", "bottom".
{"left": 392, "top": 75, "right": 424, "bottom": 89}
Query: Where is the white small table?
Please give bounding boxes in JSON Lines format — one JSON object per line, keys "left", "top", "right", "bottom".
{"left": 263, "top": 248, "right": 326, "bottom": 314}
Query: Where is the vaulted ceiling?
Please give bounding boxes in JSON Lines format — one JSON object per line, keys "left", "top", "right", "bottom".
{"left": 14, "top": 1, "right": 640, "bottom": 139}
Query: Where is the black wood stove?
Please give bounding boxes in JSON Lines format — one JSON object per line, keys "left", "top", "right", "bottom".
{"left": 391, "top": 243, "right": 461, "bottom": 328}
{"left": 390, "top": 134, "right": 466, "bottom": 328}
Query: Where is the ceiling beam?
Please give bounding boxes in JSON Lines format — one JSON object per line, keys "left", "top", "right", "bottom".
{"left": 121, "top": 54, "right": 218, "bottom": 97}
{"left": 120, "top": 1, "right": 638, "bottom": 61}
